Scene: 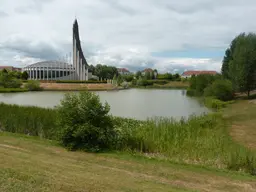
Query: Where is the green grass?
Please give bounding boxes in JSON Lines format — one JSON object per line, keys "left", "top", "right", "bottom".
{"left": 1, "top": 132, "right": 256, "bottom": 192}
{"left": 0, "top": 88, "right": 28, "bottom": 93}
{"left": 0, "top": 102, "right": 256, "bottom": 176}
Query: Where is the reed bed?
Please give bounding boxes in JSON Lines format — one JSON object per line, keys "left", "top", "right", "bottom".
{"left": 0, "top": 103, "right": 58, "bottom": 139}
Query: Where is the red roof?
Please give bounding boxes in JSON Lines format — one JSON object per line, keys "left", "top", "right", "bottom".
{"left": 182, "top": 70, "right": 217, "bottom": 76}
{"left": 143, "top": 68, "right": 153, "bottom": 72}
{"left": 118, "top": 68, "right": 130, "bottom": 73}
{"left": 0, "top": 66, "right": 22, "bottom": 71}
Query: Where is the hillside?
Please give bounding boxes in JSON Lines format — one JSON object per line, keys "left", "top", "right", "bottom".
{"left": 1, "top": 132, "right": 256, "bottom": 192}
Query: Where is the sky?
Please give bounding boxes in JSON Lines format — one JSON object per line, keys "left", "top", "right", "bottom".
{"left": 0, "top": 0, "right": 256, "bottom": 73}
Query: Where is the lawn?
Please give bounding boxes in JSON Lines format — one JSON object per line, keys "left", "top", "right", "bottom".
{"left": 223, "top": 99, "right": 256, "bottom": 150}
{"left": 1, "top": 132, "right": 256, "bottom": 192}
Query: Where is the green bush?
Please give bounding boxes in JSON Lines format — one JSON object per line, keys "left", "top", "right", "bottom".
{"left": 56, "top": 80, "right": 107, "bottom": 84}
{"left": 186, "top": 88, "right": 197, "bottom": 96}
{"left": 147, "top": 80, "right": 169, "bottom": 85}
{"left": 4, "top": 78, "right": 22, "bottom": 88}
{"left": 56, "top": 91, "right": 116, "bottom": 152}
{"left": 204, "top": 79, "right": 234, "bottom": 101}
{"left": 24, "top": 80, "right": 42, "bottom": 91}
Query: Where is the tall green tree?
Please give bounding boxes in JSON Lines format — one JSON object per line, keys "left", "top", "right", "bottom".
{"left": 227, "top": 33, "right": 256, "bottom": 97}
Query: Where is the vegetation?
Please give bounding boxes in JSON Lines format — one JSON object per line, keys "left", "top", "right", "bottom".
{"left": 2, "top": 133, "right": 256, "bottom": 192}
{"left": 221, "top": 33, "right": 256, "bottom": 98}
{"left": 24, "top": 80, "right": 42, "bottom": 91}
{"left": 89, "top": 64, "right": 118, "bottom": 80}
{"left": 57, "top": 92, "right": 116, "bottom": 152}
{"left": 204, "top": 79, "right": 234, "bottom": 101}
{"left": 0, "top": 88, "right": 28, "bottom": 93}
{"left": 56, "top": 80, "right": 107, "bottom": 84}
{"left": 0, "top": 91, "right": 255, "bottom": 176}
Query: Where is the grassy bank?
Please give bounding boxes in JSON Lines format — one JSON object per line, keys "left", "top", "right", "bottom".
{"left": 40, "top": 82, "right": 119, "bottom": 91}
{"left": 132, "top": 81, "right": 189, "bottom": 89}
{"left": 1, "top": 132, "right": 256, "bottom": 192}
{"left": 0, "top": 88, "right": 29, "bottom": 93}
{"left": 0, "top": 102, "right": 255, "bottom": 175}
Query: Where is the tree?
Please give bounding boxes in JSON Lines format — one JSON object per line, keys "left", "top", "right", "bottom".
{"left": 226, "top": 33, "right": 256, "bottom": 97}
{"left": 145, "top": 71, "right": 151, "bottom": 80}
{"left": 57, "top": 91, "right": 116, "bottom": 152}
{"left": 204, "top": 79, "right": 234, "bottom": 101}
{"left": 136, "top": 71, "right": 142, "bottom": 78}
{"left": 21, "top": 71, "right": 29, "bottom": 80}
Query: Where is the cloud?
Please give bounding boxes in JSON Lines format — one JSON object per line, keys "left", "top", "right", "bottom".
{"left": 0, "top": 11, "right": 8, "bottom": 17}
{"left": 0, "top": 0, "right": 256, "bottom": 73}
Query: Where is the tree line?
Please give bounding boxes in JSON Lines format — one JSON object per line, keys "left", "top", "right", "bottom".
{"left": 188, "top": 32, "right": 256, "bottom": 101}
{"left": 221, "top": 33, "right": 256, "bottom": 97}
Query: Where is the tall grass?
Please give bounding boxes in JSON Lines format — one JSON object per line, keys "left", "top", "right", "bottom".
{"left": 116, "top": 114, "right": 256, "bottom": 175}
{"left": 0, "top": 103, "right": 58, "bottom": 139}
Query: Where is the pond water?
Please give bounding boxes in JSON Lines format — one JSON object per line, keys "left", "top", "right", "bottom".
{"left": 0, "top": 89, "right": 209, "bottom": 120}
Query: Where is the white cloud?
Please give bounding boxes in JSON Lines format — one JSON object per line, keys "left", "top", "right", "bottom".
{"left": 0, "top": 0, "right": 256, "bottom": 72}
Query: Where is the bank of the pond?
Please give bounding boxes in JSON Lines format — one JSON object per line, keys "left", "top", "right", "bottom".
{"left": 0, "top": 102, "right": 255, "bottom": 175}
{"left": 39, "top": 82, "right": 124, "bottom": 91}
{"left": 0, "top": 88, "right": 29, "bottom": 93}
{"left": 131, "top": 81, "right": 189, "bottom": 89}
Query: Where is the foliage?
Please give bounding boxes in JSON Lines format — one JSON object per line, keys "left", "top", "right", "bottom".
{"left": 188, "top": 74, "right": 217, "bottom": 96}
{"left": 0, "top": 71, "right": 22, "bottom": 88}
{"left": 56, "top": 91, "right": 116, "bottom": 152}
{"left": 0, "top": 101, "right": 256, "bottom": 175}
{"left": 145, "top": 71, "right": 152, "bottom": 80}
{"left": 204, "top": 97, "right": 234, "bottom": 110}
{"left": 0, "top": 103, "right": 58, "bottom": 139}
{"left": 0, "top": 88, "right": 28, "bottom": 93}
{"left": 56, "top": 80, "right": 107, "bottom": 84}
{"left": 94, "top": 64, "right": 118, "bottom": 80}
{"left": 136, "top": 77, "right": 153, "bottom": 86}
{"left": 122, "top": 74, "right": 134, "bottom": 82}
{"left": 21, "top": 71, "right": 29, "bottom": 80}
{"left": 135, "top": 71, "right": 142, "bottom": 78}
{"left": 117, "top": 75, "right": 123, "bottom": 86}
{"left": 24, "top": 80, "right": 42, "bottom": 91}
{"left": 221, "top": 33, "right": 256, "bottom": 97}
{"left": 157, "top": 73, "right": 173, "bottom": 80}
{"left": 147, "top": 80, "right": 168, "bottom": 85}
{"left": 204, "top": 79, "right": 234, "bottom": 101}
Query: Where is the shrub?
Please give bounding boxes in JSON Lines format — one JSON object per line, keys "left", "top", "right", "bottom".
{"left": 4, "top": 78, "right": 22, "bottom": 88}
{"left": 186, "top": 88, "right": 197, "bottom": 96}
{"left": 24, "top": 80, "right": 42, "bottom": 91}
{"left": 57, "top": 91, "right": 116, "bottom": 152}
{"left": 204, "top": 79, "right": 234, "bottom": 101}
{"left": 56, "top": 80, "right": 107, "bottom": 84}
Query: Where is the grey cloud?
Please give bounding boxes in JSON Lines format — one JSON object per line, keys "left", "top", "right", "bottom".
{"left": 15, "top": 0, "right": 54, "bottom": 14}
{"left": 0, "top": 11, "right": 8, "bottom": 17}
{"left": 1, "top": 38, "right": 61, "bottom": 60}
{"left": 99, "top": 0, "right": 138, "bottom": 16}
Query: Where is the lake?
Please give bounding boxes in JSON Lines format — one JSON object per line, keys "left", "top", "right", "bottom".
{"left": 0, "top": 89, "right": 209, "bottom": 120}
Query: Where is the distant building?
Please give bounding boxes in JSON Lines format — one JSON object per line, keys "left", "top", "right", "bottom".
{"left": 141, "top": 68, "right": 158, "bottom": 79}
{"left": 0, "top": 66, "right": 22, "bottom": 72}
{"left": 118, "top": 68, "right": 130, "bottom": 75}
{"left": 181, "top": 70, "right": 218, "bottom": 78}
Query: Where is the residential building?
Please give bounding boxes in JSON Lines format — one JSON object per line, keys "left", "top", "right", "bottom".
{"left": 118, "top": 68, "right": 130, "bottom": 75}
{"left": 141, "top": 68, "right": 158, "bottom": 79}
{"left": 0, "top": 66, "right": 22, "bottom": 72}
{"left": 181, "top": 70, "right": 218, "bottom": 78}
